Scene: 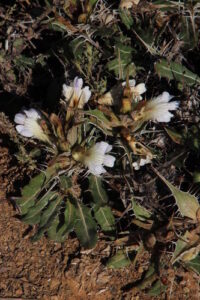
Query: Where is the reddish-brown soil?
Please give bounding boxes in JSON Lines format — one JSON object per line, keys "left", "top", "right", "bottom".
{"left": 0, "top": 199, "right": 146, "bottom": 300}
{"left": 0, "top": 198, "right": 200, "bottom": 300}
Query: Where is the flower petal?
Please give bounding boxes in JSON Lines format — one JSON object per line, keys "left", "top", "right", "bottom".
{"left": 167, "top": 101, "right": 179, "bottom": 111}
{"left": 134, "top": 83, "right": 147, "bottom": 95}
{"left": 21, "top": 129, "right": 34, "bottom": 137}
{"left": 88, "top": 163, "right": 106, "bottom": 176}
{"left": 63, "top": 84, "right": 73, "bottom": 101}
{"left": 16, "top": 125, "right": 25, "bottom": 133}
{"left": 132, "top": 161, "right": 140, "bottom": 170}
{"left": 24, "top": 108, "right": 40, "bottom": 119}
{"left": 155, "top": 111, "right": 174, "bottom": 122}
{"left": 82, "top": 86, "right": 91, "bottom": 103}
{"left": 154, "top": 92, "right": 173, "bottom": 104}
{"left": 95, "top": 142, "right": 110, "bottom": 155}
{"left": 105, "top": 144, "right": 112, "bottom": 153}
{"left": 103, "top": 154, "right": 115, "bottom": 167}
{"left": 16, "top": 125, "right": 33, "bottom": 137}
{"left": 74, "top": 77, "right": 83, "bottom": 100}
{"left": 74, "top": 77, "right": 83, "bottom": 90}
{"left": 14, "top": 113, "right": 26, "bottom": 125}
{"left": 140, "top": 157, "right": 151, "bottom": 166}
{"left": 122, "top": 79, "right": 136, "bottom": 87}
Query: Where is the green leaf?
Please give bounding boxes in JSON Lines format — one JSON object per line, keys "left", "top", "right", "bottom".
{"left": 39, "top": 194, "right": 63, "bottom": 228}
{"left": 107, "top": 250, "right": 135, "bottom": 269}
{"left": 155, "top": 59, "right": 200, "bottom": 86}
{"left": 73, "top": 200, "right": 97, "bottom": 249}
{"left": 69, "top": 38, "right": 85, "bottom": 60}
{"left": 89, "top": 175, "right": 108, "bottom": 207}
{"left": 173, "top": 233, "right": 188, "bottom": 261}
{"left": 14, "top": 55, "right": 35, "bottom": 69}
{"left": 22, "top": 192, "right": 56, "bottom": 225}
{"left": 47, "top": 199, "right": 76, "bottom": 242}
{"left": 88, "top": 0, "right": 98, "bottom": 6}
{"left": 59, "top": 175, "right": 72, "bottom": 193}
{"left": 49, "top": 21, "right": 69, "bottom": 33}
{"left": 133, "top": 26, "right": 158, "bottom": 55}
{"left": 165, "top": 127, "right": 183, "bottom": 145}
{"left": 31, "top": 195, "right": 63, "bottom": 242}
{"left": 46, "top": 217, "right": 62, "bottom": 241}
{"left": 17, "top": 172, "right": 46, "bottom": 215}
{"left": 106, "top": 42, "right": 136, "bottom": 79}
{"left": 153, "top": 168, "right": 200, "bottom": 221}
{"left": 119, "top": 9, "right": 133, "bottom": 29}
{"left": 131, "top": 198, "right": 151, "bottom": 221}
{"left": 172, "top": 231, "right": 200, "bottom": 264}
{"left": 137, "top": 264, "right": 158, "bottom": 290}
{"left": 47, "top": 199, "right": 76, "bottom": 243}
{"left": 180, "top": 16, "right": 198, "bottom": 50}
{"left": 94, "top": 205, "right": 115, "bottom": 234}
{"left": 84, "top": 109, "right": 112, "bottom": 130}
{"left": 193, "top": 172, "right": 200, "bottom": 183}
{"left": 185, "top": 255, "right": 200, "bottom": 274}
{"left": 147, "top": 280, "right": 167, "bottom": 296}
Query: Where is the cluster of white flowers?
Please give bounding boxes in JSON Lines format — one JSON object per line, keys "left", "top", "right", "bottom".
{"left": 14, "top": 76, "right": 179, "bottom": 175}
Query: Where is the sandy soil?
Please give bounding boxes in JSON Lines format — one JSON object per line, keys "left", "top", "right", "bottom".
{"left": 0, "top": 199, "right": 149, "bottom": 300}
{"left": 0, "top": 198, "right": 200, "bottom": 300}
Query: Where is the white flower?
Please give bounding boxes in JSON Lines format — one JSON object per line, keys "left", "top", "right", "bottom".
{"left": 132, "top": 156, "right": 152, "bottom": 170}
{"left": 122, "top": 79, "right": 146, "bottom": 102}
{"left": 83, "top": 142, "right": 116, "bottom": 176}
{"left": 63, "top": 77, "right": 91, "bottom": 109}
{"left": 135, "top": 92, "right": 179, "bottom": 123}
{"left": 98, "top": 79, "right": 146, "bottom": 106}
{"left": 14, "top": 108, "right": 49, "bottom": 142}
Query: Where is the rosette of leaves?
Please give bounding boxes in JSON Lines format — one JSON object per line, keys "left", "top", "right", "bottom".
{"left": 16, "top": 107, "right": 116, "bottom": 249}
{"left": 17, "top": 165, "right": 116, "bottom": 248}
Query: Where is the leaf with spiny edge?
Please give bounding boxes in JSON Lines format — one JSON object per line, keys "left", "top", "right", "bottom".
{"left": 155, "top": 59, "right": 200, "bottom": 86}
{"left": 153, "top": 167, "right": 200, "bottom": 221}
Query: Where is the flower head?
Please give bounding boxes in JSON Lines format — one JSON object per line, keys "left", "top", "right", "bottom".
{"left": 72, "top": 142, "right": 116, "bottom": 176}
{"left": 14, "top": 108, "right": 50, "bottom": 142}
{"left": 132, "top": 156, "right": 152, "bottom": 170}
{"left": 84, "top": 142, "right": 115, "bottom": 176}
{"left": 122, "top": 79, "right": 146, "bottom": 102}
{"left": 135, "top": 92, "right": 179, "bottom": 123}
{"left": 63, "top": 77, "right": 91, "bottom": 109}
